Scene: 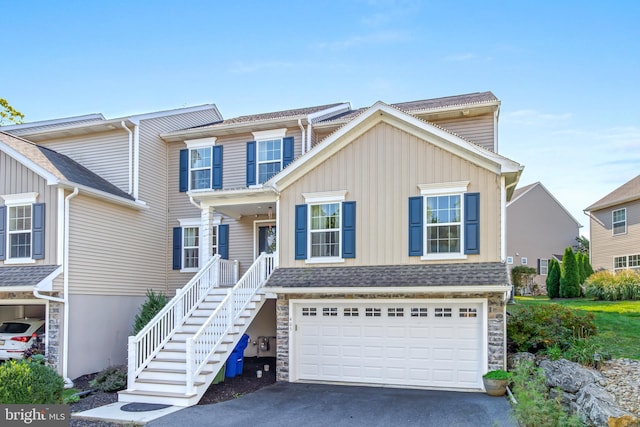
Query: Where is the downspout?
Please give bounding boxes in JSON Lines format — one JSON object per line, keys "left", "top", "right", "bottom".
{"left": 132, "top": 122, "right": 140, "bottom": 200}
{"left": 33, "top": 187, "right": 78, "bottom": 388}
{"left": 298, "top": 119, "right": 306, "bottom": 155}
{"left": 121, "top": 121, "right": 133, "bottom": 195}
{"left": 306, "top": 122, "right": 313, "bottom": 153}
{"left": 494, "top": 106, "right": 500, "bottom": 153}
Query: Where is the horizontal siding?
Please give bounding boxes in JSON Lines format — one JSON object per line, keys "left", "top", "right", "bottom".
{"left": 590, "top": 200, "right": 640, "bottom": 270}
{"left": 431, "top": 113, "right": 495, "bottom": 151}
{"left": 279, "top": 121, "right": 502, "bottom": 268}
{"left": 0, "top": 152, "right": 59, "bottom": 266}
{"left": 67, "top": 194, "right": 166, "bottom": 296}
{"left": 38, "top": 130, "right": 131, "bottom": 193}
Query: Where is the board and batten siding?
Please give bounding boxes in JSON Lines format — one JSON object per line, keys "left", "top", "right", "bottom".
{"left": 590, "top": 200, "right": 640, "bottom": 271}
{"left": 279, "top": 121, "right": 502, "bottom": 268}
{"left": 430, "top": 113, "right": 495, "bottom": 152}
{"left": 38, "top": 130, "right": 131, "bottom": 193}
{"left": 0, "top": 152, "right": 59, "bottom": 266}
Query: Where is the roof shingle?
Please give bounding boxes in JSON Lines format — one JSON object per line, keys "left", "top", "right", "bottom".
{"left": 0, "top": 265, "right": 60, "bottom": 287}
{"left": 265, "top": 263, "right": 508, "bottom": 289}
{"left": 585, "top": 175, "right": 640, "bottom": 211}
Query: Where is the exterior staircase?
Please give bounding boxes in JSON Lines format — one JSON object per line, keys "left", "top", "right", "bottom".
{"left": 119, "top": 253, "right": 275, "bottom": 406}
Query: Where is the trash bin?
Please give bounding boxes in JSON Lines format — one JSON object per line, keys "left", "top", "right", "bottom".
{"left": 225, "top": 334, "right": 250, "bottom": 378}
{"left": 213, "top": 363, "right": 225, "bottom": 384}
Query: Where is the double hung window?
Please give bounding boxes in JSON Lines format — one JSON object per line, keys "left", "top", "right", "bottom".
{"left": 310, "top": 203, "right": 341, "bottom": 258}
{"left": 425, "top": 194, "right": 461, "bottom": 255}
{"left": 257, "top": 139, "right": 282, "bottom": 184}
{"left": 612, "top": 209, "right": 626, "bottom": 235}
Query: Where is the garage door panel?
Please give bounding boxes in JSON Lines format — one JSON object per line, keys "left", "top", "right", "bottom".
{"left": 294, "top": 301, "right": 483, "bottom": 390}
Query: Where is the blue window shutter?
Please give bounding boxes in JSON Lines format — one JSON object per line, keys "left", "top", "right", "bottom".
{"left": 282, "top": 136, "right": 294, "bottom": 169}
{"left": 408, "top": 196, "right": 423, "bottom": 256}
{"left": 179, "top": 149, "right": 188, "bottom": 192}
{"left": 0, "top": 206, "right": 6, "bottom": 260}
{"left": 295, "top": 204, "right": 307, "bottom": 260}
{"left": 246, "top": 141, "right": 256, "bottom": 186}
{"left": 342, "top": 201, "right": 356, "bottom": 259}
{"left": 212, "top": 145, "right": 223, "bottom": 189}
{"left": 172, "top": 227, "right": 182, "bottom": 270}
{"left": 464, "top": 192, "right": 480, "bottom": 255}
{"left": 218, "top": 224, "right": 229, "bottom": 260}
{"left": 32, "top": 203, "right": 46, "bottom": 260}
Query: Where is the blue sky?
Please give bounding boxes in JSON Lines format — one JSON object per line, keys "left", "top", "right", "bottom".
{"left": 2, "top": 0, "right": 639, "bottom": 237}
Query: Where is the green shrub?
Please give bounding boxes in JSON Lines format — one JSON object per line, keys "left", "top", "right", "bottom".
{"left": 483, "top": 369, "right": 512, "bottom": 380}
{"left": 583, "top": 256, "right": 594, "bottom": 278}
{"left": 560, "top": 247, "right": 581, "bottom": 298}
{"left": 510, "top": 360, "right": 584, "bottom": 427}
{"left": 584, "top": 270, "right": 640, "bottom": 300}
{"left": 546, "top": 259, "right": 561, "bottom": 299}
{"left": 89, "top": 366, "right": 127, "bottom": 392}
{"left": 576, "top": 252, "right": 586, "bottom": 284}
{"left": 507, "top": 304, "right": 597, "bottom": 353}
{"left": 512, "top": 266, "right": 537, "bottom": 295}
{"left": 133, "top": 289, "right": 169, "bottom": 334}
{"left": 0, "top": 359, "right": 64, "bottom": 404}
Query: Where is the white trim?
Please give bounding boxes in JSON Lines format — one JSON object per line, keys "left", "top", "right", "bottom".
{"left": 252, "top": 128, "right": 287, "bottom": 140}
{"left": 307, "top": 103, "right": 351, "bottom": 122}
{"left": 501, "top": 177, "right": 507, "bottom": 262}
{"left": 185, "top": 137, "right": 217, "bottom": 148}
{"left": 1, "top": 192, "right": 39, "bottom": 205}
{"left": 3, "top": 258, "right": 36, "bottom": 265}
{"left": 0, "top": 141, "right": 60, "bottom": 185}
{"left": 612, "top": 208, "right": 627, "bottom": 236}
{"left": 421, "top": 253, "right": 467, "bottom": 261}
{"left": 178, "top": 218, "right": 201, "bottom": 227}
{"left": 56, "top": 189, "right": 64, "bottom": 266}
{"left": 418, "top": 181, "right": 469, "bottom": 195}
{"left": 211, "top": 214, "right": 223, "bottom": 225}
{"left": 304, "top": 257, "right": 345, "bottom": 264}
{"left": 0, "top": 114, "right": 105, "bottom": 131}
{"left": 521, "top": 257, "right": 528, "bottom": 265}
{"left": 270, "top": 285, "right": 512, "bottom": 294}
{"left": 302, "top": 190, "right": 347, "bottom": 203}
{"left": 506, "top": 256, "right": 514, "bottom": 265}
{"left": 422, "top": 192, "right": 465, "bottom": 258}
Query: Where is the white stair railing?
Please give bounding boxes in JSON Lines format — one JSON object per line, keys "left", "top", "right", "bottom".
{"left": 127, "top": 255, "right": 238, "bottom": 387}
{"left": 185, "top": 253, "right": 275, "bottom": 394}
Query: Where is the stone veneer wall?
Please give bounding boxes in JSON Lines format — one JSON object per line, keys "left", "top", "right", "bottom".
{"left": 275, "top": 292, "right": 506, "bottom": 382}
{"left": 0, "top": 291, "right": 63, "bottom": 375}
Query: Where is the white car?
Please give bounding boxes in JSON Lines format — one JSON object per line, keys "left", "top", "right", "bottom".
{"left": 0, "top": 318, "right": 46, "bottom": 360}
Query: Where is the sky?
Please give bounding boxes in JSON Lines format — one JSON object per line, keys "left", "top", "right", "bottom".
{"left": 1, "top": 0, "right": 639, "bottom": 237}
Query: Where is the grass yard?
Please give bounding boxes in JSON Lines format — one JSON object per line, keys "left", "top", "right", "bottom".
{"left": 509, "top": 296, "right": 640, "bottom": 360}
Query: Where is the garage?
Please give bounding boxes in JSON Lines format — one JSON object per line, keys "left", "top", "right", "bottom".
{"left": 292, "top": 300, "right": 486, "bottom": 390}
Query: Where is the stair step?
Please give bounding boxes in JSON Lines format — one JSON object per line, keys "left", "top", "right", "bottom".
{"left": 136, "top": 378, "right": 206, "bottom": 387}
{"left": 144, "top": 368, "right": 214, "bottom": 375}
{"left": 120, "top": 389, "right": 197, "bottom": 399}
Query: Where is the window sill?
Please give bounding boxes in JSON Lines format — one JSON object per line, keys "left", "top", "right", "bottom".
{"left": 3, "top": 258, "right": 36, "bottom": 265}
{"left": 304, "top": 257, "right": 345, "bottom": 264}
{"left": 180, "top": 267, "right": 199, "bottom": 273}
{"left": 421, "top": 253, "right": 467, "bottom": 261}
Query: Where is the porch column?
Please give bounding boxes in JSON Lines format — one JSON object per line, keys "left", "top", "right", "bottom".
{"left": 201, "top": 204, "right": 213, "bottom": 264}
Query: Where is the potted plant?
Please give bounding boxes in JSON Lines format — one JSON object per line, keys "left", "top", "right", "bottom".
{"left": 482, "top": 369, "right": 512, "bottom": 396}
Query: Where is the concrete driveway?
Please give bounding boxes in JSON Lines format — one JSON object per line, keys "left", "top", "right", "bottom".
{"left": 147, "top": 382, "right": 516, "bottom": 427}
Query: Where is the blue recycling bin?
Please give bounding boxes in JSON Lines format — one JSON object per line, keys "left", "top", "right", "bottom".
{"left": 225, "top": 334, "right": 250, "bottom": 378}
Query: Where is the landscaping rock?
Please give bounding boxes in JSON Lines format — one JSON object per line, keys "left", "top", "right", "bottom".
{"left": 539, "top": 359, "right": 602, "bottom": 393}
{"left": 576, "top": 383, "right": 638, "bottom": 427}
{"left": 507, "top": 352, "right": 535, "bottom": 370}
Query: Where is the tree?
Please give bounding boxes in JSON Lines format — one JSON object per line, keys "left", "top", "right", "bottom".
{"left": 0, "top": 98, "right": 24, "bottom": 125}
{"left": 576, "top": 252, "right": 587, "bottom": 284}
{"left": 582, "top": 254, "right": 594, "bottom": 279}
{"left": 574, "top": 236, "right": 589, "bottom": 254}
{"left": 546, "top": 258, "right": 561, "bottom": 298}
{"left": 560, "top": 247, "right": 581, "bottom": 298}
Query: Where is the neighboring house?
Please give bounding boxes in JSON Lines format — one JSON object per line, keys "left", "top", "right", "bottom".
{"left": 506, "top": 182, "right": 582, "bottom": 293}
{"left": 1, "top": 91, "right": 523, "bottom": 406}
{"left": 584, "top": 175, "right": 640, "bottom": 271}
{"left": 0, "top": 105, "right": 222, "bottom": 383}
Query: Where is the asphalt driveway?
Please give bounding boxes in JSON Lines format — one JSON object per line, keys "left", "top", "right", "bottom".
{"left": 147, "top": 382, "right": 516, "bottom": 427}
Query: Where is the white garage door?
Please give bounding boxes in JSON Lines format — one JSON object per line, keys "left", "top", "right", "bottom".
{"left": 293, "top": 300, "right": 484, "bottom": 390}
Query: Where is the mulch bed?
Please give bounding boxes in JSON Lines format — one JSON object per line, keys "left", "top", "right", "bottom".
{"left": 69, "top": 357, "right": 276, "bottom": 426}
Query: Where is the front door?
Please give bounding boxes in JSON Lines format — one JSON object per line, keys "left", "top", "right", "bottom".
{"left": 257, "top": 224, "right": 277, "bottom": 257}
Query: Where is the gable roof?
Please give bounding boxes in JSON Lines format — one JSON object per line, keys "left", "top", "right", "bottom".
{"left": 0, "top": 131, "right": 139, "bottom": 205}
{"left": 0, "top": 114, "right": 106, "bottom": 134}
{"left": 0, "top": 265, "right": 60, "bottom": 287}
{"left": 507, "top": 182, "right": 582, "bottom": 227}
{"left": 268, "top": 101, "right": 522, "bottom": 193}
{"left": 585, "top": 175, "right": 640, "bottom": 212}
{"left": 317, "top": 91, "right": 499, "bottom": 125}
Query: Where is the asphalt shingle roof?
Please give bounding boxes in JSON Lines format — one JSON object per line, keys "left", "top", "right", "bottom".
{"left": 585, "top": 175, "right": 640, "bottom": 211}
{"left": 0, "top": 131, "right": 134, "bottom": 200}
{"left": 0, "top": 265, "right": 60, "bottom": 287}
{"left": 264, "top": 263, "right": 508, "bottom": 289}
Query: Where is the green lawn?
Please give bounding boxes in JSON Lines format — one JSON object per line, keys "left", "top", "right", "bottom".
{"left": 509, "top": 296, "right": 640, "bottom": 360}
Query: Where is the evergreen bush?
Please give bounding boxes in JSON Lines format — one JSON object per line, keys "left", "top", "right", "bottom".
{"left": 576, "top": 252, "right": 586, "bottom": 284}
{"left": 133, "top": 289, "right": 169, "bottom": 334}
{"left": 582, "top": 255, "right": 594, "bottom": 278}
{"left": 560, "top": 247, "right": 581, "bottom": 298}
{"left": 546, "top": 259, "right": 561, "bottom": 298}
{"left": 0, "top": 360, "right": 64, "bottom": 404}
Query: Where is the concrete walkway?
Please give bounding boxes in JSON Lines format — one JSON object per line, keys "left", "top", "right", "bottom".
{"left": 145, "top": 383, "right": 516, "bottom": 427}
